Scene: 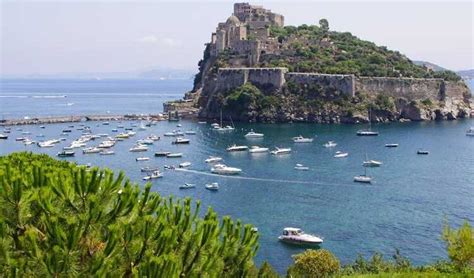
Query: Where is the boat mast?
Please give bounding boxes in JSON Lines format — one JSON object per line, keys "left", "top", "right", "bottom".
{"left": 220, "top": 110, "right": 223, "bottom": 128}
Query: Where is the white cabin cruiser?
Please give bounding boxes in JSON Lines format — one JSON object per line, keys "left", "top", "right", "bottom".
{"left": 270, "top": 147, "right": 291, "bottom": 155}
{"left": 205, "top": 156, "right": 223, "bottom": 163}
{"left": 205, "top": 182, "right": 219, "bottom": 191}
{"left": 466, "top": 127, "right": 474, "bottom": 136}
{"left": 249, "top": 146, "right": 269, "bottom": 153}
{"left": 292, "top": 136, "right": 313, "bottom": 143}
{"left": 136, "top": 157, "right": 150, "bottom": 161}
{"left": 129, "top": 145, "right": 148, "bottom": 152}
{"left": 323, "top": 141, "right": 337, "bottom": 148}
{"left": 354, "top": 175, "right": 372, "bottom": 183}
{"left": 363, "top": 160, "right": 382, "bottom": 167}
{"left": 226, "top": 145, "right": 249, "bottom": 152}
{"left": 83, "top": 147, "right": 101, "bottom": 154}
{"left": 334, "top": 151, "right": 348, "bottom": 158}
{"left": 278, "top": 228, "right": 323, "bottom": 246}
{"left": 143, "top": 170, "right": 163, "bottom": 180}
{"left": 211, "top": 164, "right": 242, "bottom": 175}
{"left": 179, "top": 162, "right": 192, "bottom": 168}
{"left": 179, "top": 183, "right": 196, "bottom": 189}
{"left": 172, "top": 137, "right": 190, "bottom": 144}
{"left": 244, "top": 130, "right": 264, "bottom": 138}
{"left": 100, "top": 150, "right": 115, "bottom": 155}
{"left": 166, "top": 153, "right": 183, "bottom": 158}
{"left": 385, "top": 143, "right": 399, "bottom": 148}
{"left": 294, "top": 164, "right": 309, "bottom": 171}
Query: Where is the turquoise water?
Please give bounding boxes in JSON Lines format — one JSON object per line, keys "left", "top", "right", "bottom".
{"left": 1, "top": 79, "right": 473, "bottom": 273}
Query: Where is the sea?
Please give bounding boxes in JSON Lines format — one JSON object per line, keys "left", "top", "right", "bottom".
{"left": 1, "top": 78, "right": 473, "bottom": 273}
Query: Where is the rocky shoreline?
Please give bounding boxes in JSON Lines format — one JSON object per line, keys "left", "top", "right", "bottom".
{"left": 0, "top": 114, "right": 165, "bottom": 126}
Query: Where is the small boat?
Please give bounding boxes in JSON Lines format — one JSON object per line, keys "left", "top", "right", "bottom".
{"left": 143, "top": 170, "right": 163, "bottom": 180}
{"left": 97, "top": 133, "right": 108, "bottom": 137}
{"left": 57, "top": 151, "right": 75, "bottom": 157}
{"left": 100, "top": 150, "right": 115, "bottom": 155}
{"left": 155, "top": 151, "right": 171, "bottom": 157}
{"left": 417, "top": 149, "right": 429, "bottom": 155}
{"left": 98, "top": 141, "right": 115, "bottom": 148}
{"left": 23, "top": 139, "right": 35, "bottom": 145}
{"left": 137, "top": 139, "right": 154, "bottom": 145}
{"left": 226, "top": 145, "right": 249, "bottom": 152}
{"left": 172, "top": 137, "right": 190, "bottom": 144}
{"left": 292, "top": 136, "right": 313, "bottom": 143}
{"left": 323, "top": 141, "right": 337, "bottom": 148}
{"left": 249, "top": 146, "right": 269, "bottom": 153}
{"left": 136, "top": 157, "right": 150, "bottom": 161}
{"left": 164, "top": 165, "right": 175, "bottom": 170}
{"left": 111, "top": 129, "right": 118, "bottom": 132}
{"left": 363, "top": 160, "right": 382, "bottom": 167}
{"left": 38, "top": 140, "right": 56, "bottom": 148}
{"left": 129, "top": 145, "right": 148, "bottom": 152}
{"left": 278, "top": 227, "right": 323, "bottom": 246}
{"left": 0, "top": 134, "right": 8, "bottom": 139}
{"left": 102, "top": 122, "right": 110, "bottom": 125}
{"left": 205, "top": 156, "right": 223, "bottom": 163}
{"left": 385, "top": 143, "right": 399, "bottom": 148}
{"left": 176, "top": 124, "right": 182, "bottom": 127}
{"left": 22, "top": 131, "right": 31, "bottom": 135}
{"left": 116, "top": 133, "right": 130, "bottom": 139}
{"left": 179, "top": 183, "right": 196, "bottom": 189}
{"left": 211, "top": 164, "right": 242, "bottom": 175}
{"left": 354, "top": 167, "right": 372, "bottom": 183}
{"left": 148, "top": 134, "right": 160, "bottom": 141}
{"left": 270, "top": 147, "right": 292, "bottom": 155}
{"left": 62, "top": 129, "right": 72, "bottom": 133}
{"left": 36, "top": 134, "right": 45, "bottom": 138}
{"left": 198, "top": 121, "right": 207, "bottom": 124}
{"left": 244, "top": 129, "right": 264, "bottom": 138}
{"left": 141, "top": 166, "right": 161, "bottom": 172}
{"left": 166, "top": 153, "right": 183, "bottom": 158}
{"left": 185, "top": 130, "right": 197, "bottom": 135}
{"left": 83, "top": 147, "right": 101, "bottom": 154}
{"left": 466, "top": 127, "right": 474, "bottom": 136}
{"left": 211, "top": 123, "right": 220, "bottom": 128}
{"left": 356, "top": 130, "right": 379, "bottom": 136}
{"left": 15, "top": 137, "right": 26, "bottom": 141}
{"left": 40, "top": 125, "right": 45, "bottom": 129}
{"left": 294, "top": 164, "right": 309, "bottom": 170}
{"left": 179, "top": 162, "right": 192, "bottom": 168}
{"left": 334, "top": 151, "right": 348, "bottom": 158}
{"left": 205, "top": 182, "right": 219, "bottom": 191}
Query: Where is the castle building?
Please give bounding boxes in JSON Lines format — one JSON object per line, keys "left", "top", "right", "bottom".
{"left": 209, "top": 3, "right": 284, "bottom": 65}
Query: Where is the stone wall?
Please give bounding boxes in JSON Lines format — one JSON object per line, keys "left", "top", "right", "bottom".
{"left": 285, "top": 73, "right": 355, "bottom": 96}
{"left": 216, "top": 67, "right": 287, "bottom": 91}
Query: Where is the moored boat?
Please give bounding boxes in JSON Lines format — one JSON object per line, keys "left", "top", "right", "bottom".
{"left": 244, "top": 129, "right": 264, "bottom": 138}
{"left": 270, "top": 147, "right": 291, "bottom": 155}
{"left": 136, "top": 157, "right": 150, "bottom": 161}
{"left": 278, "top": 228, "right": 323, "bottom": 246}
{"left": 385, "top": 143, "right": 399, "bottom": 148}
{"left": 57, "top": 151, "right": 75, "bottom": 157}
{"left": 179, "top": 183, "right": 196, "bottom": 189}
{"left": 179, "top": 162, "right": 192, "bottom": 168}
{"left": 166, "top": 153, "right": 183, "bottom": 158}
{"left": 292, "top": 136, "right": 313, "bottom": 143}
{"left": 211, "top": 164, "right": 242, "bottom": 175}
{"left": 205, "top": 182, "right": 219, "bottom": 191}
{"left": 226, "top": 144, "right": 249, "bottom": 152}
{"left": 334, "top": 151, "right": 348, "bottom": 158}
{"left": 323, "top": 141, "right": 337, "bottom": 148}
{"left": 155, "top": 151, "right": 171, "bottom": 157}
{"left": 172, "top": 137, "right": 190, "bottom": 144}
{"left": 417, "top": 149, "right": 429, "bottom": 155}
{"left": 466, "top": 127, "right": 474, "bottom": 136}
{"left": 294, "top": 164, "right": 309, "bottom": 170}
{"left": 129, "top": 145, "right": 148, "bottom": 152}
{"left": 205, "top": 156, "right": 223, "bottom": 163}
{"left": 249, "top": 146, "right": 269, "bottom": 153}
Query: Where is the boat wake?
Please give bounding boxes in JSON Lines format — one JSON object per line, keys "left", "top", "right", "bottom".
{"left": 175, "top": 168, "right": 352, "bottom": 187}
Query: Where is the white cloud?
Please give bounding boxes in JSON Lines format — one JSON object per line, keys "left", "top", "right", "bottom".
{"left": 137, "top": 35, "right": 181, "bottom": 47}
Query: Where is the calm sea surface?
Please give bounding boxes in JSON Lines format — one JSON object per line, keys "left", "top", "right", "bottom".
{"left": 1, "top": 78, "right": 473, "bottom": 273}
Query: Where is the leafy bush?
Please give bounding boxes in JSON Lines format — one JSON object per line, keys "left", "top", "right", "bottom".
{"left": 0, "top": 152, "right": 260, "bottom": 277}
{"left": 287, "top": 249, "right": 340, "bottom": 277}
{"left": 442, "top": 220, "right": 474, "bottom": 271}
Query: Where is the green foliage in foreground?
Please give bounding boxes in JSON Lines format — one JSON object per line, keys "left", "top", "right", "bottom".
{"left": 0, "top": 152, "right": 263, "bottom": 277}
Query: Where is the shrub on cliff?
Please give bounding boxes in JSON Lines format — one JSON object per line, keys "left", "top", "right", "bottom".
{"left": 0, "top": 152, "right": 261, "bottom": 277}
{"left": 287, "top": 249, "right": 340, "bottom": 277}
{"left": 442, "top": 220, "right": 474, "bottom": 271}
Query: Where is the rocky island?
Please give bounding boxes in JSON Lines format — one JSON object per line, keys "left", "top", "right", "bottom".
{"left": 165, "top": 2, "right": 472, "bottom": 123}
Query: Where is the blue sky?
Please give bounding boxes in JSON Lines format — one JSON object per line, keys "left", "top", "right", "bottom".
{"left": 1, "top": 0, "right": 472, "bottom": 75}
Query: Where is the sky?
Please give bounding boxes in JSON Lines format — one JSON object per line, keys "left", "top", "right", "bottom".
{"left": 1, "top": 0, "right": 473, "bottom": 76}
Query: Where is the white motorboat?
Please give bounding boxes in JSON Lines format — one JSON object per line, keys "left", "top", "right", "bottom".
{"left": 211, "top": 123, "right": 220, "bottom": 128}
{"left": 249, "top": 146, "right": 269, "bottom": 153}
{"left": 98, "top": 141, "right": 115, "bottom": 148}
{"left": 137, "top": 139, "right": 154, "bottom": 145}
{"left": 205, "top": 156, "right": 223, "bottom": 163}
{"left": 176, "top": 124, "right": 182, "bottom": 127}
{"left": 141, "top": 166, "right": 161, "bottom": 172}
{"left": 357, "top": 109, "right": 379, "bottom": 136}
{"left": 334, "top": 151, "right": 348, "bottom": 158}
{"left": 172, "top": 137, "right": 190, "bottom": 144}
{"left": 323, "top": 141, "right": 337, "bottom": 148}
{"left": 198, "top": 121, "right": 207, "bottom": 124}
{"left": 354, "top": 175, "right": 372, "bottom": 183}
{"left": 155, "top": 151, "right": 171, "bottom": 157}
{"left": 23, "top": 139, "right": 35, "bottom": 145}
{"left": 363, "top": 159, "right": 382, "bottom": 167}
{"left": 294, "top": 164, "right": 309, "bottom": 170}
{"left": 244, "top": 129, "right": 264, "bottom": 138}
{"left": 57, "top": 151, "right": 75, "bottom": 157}
{"left": 385, "top": 143, "right": 399, "bottom": 148}
{"left": 179, "top": 162, "right": 192, "bottom": 168}
{"left": 226, "top": 145, "right": 249, "bottom": 152}
{"left": 211, "top": 164, "right": 242, "bottom": 175}
{"left": 179, "top": 183, "right": 196, "bottom": 189}
{"left": 136, "top": 157, "right": 150, "bottom": 161}
{"left": 166, "top": 153, "right": 183, "bottom": 158}
{"left": 148, "top": 134, "right": 160, "bottom": 141}
{"left": 0, "top": 134, "right": 8, "bottom": 140}
{"left": 466, "top": 127, "right": 474, "bottom": 136}
{"left": 185, "top": 130, "right": 197, "bottom": 135}
{"left": 100, "top": 150, "right": 115, "bottom": 155}
{"left": 292, "top": 136, "right": 313, "bottom": 143}
{"left": 83, "top": 147, "right": 101, "bottom": 154}
{"left": 205, "top": 182, "right": 219, "bottom": 191}
{"left": 38, "top": 140, "right": 57, "bottom": 148}
{"left": 143, "top": 170, "right": 163, "bottom": 180}
{"left": 270, "top": 147, "right": 291, "bottom": 155}
{"left": 278, "top": 228, "right": 323, "bottom": 246}
{"left": 116, "top": 133, "right": 130, "bottom": 139}
{"left": 129, "top": 145, "right": 148, "bottom": 152}
{"left": 164, "top": 131, "right": 179, "bottom": 137}
{"left": 127, "top": 131, "right": 137, "bottom": 136}
{"left": 215, "top": 126, "right": 235, "bottom": 132}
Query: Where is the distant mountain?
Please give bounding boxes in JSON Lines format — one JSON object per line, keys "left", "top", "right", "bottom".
{"left": 412, "top": 61, "right": 447, "bottom": 72}
{"left": 457, "top": 69, "right": 474, "bottom": 79}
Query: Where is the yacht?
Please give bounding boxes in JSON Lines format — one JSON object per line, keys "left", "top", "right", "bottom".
{"left": 57, "top": 151, "right": 75, "bottom": 157}
{"left": 323, "top": 141, "right": 337, "bottom": 148}
{"left": 129, "top": 145, "right": 148, "bottom": 152}
{"left": 211, "top": 123, "right": 220, "bottom": 128}
{"left": 166, "top": 153, "right": 183, "bottom": 158}
{"left": 417, "top": 149, "right": 429, "bottom": 155}
{"left": 136, "top": 157, "right": 150, "bottom": 161}
{"left": 116, "top": 133, "right": 130, "bottom": 139}
{"left": 244, "top": 129, "right": 264, "bottom": 138}
{"left": 0, "top": 134, "right": 8, "bottom": 140}
{"left": 292, "top": 136, "right": 313, "bottom": 143}
{"left": 127, "top": 131, "right": 137, "bottom": 137}
{"left": 278, "top": 228, "right": 323, "bottom": 246}
{"left": 23, "top": 139, "right": 35, "bottom": 145}
{"left": 226, "top": 145, "right": 249, "bottom": 152}
{"left": 172, "top": 137, "right": 190, "bottom": 144}
{"left": 179, "top": 183, "right": 196, "bottom": 189}
{"left": 211, "top": 164, "right": 242, "bottom": 175}
{"left": 270, "top": 147, "right": 292, "bottom": 155}
{"left": 466, "top": 127, "right": 474, "bottom": 136}
{"left": 141, "top": 166, "right": 161, "bottom": 172}
{"left": 100, "top": 150, "right": 115, "bottom": 155}
{"left": 249, "top": 146, "right": 269, "bottom": 153}
{"left": 98, "top": 141, "right": 115, "bottom": 148}
{"left": 143, "top": 170, "right": 163, "bottom": 180}
{"left": 82, "top": 147, "right": 101, "bottom": 154}
{"left": 205, "top": 156, "right": 223, "bottom": 163}
{"left": 38, "top": 140, "right": 57, "bottom": 148}
{"left": 155, "top": 151, "right": 171, "bottom": 157}
{"left": 356, "top": 109, "right": 379, "bottom": 136}
{"left": 215, "top": 125, "right": 235, "bottom": 132}
{"left": 16, "top": 137, "right": 26, "bottom": 141}
{"left": 137, "top": 139, "right": 154, "bottom": 145}
{"left": 334, "top": 151, "right": 349, "bottom": 158}
{"left": 385, "top": 143, "right": 399, "bottom": 148}
{"left": 179, "top": 162, "right": 192, "bottom": 168}
{"left": 354, "top": 167, "right": 372, "bottom": 183}
{"left": 294, "top": 164, "right": 309, "bottom": 171}
{"left": 147, "top": 134, "right": 160, "bottom": 141}
{"left": 363, "top": 159, "right": 382, "bottom": 167}
{"left": 205, "top": 182, "right": 219, "bottom": 191}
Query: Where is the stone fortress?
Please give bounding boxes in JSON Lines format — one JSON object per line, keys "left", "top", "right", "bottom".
{"left": 209, "top": 3, "right": 284, "bottom": 65}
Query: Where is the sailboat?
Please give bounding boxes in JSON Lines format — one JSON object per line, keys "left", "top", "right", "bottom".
{"left": 357, "top": 108, "right": 379, "bottom": 136}
{"left": 363, "top": 153, "right": 382, "bottom": 167}
{"left": 354, "top": 167, "right": 372, "bottom": 183}
{"left": 215, "top": 110, "right": 235, "bottom": 132}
